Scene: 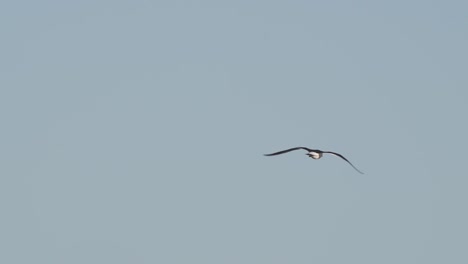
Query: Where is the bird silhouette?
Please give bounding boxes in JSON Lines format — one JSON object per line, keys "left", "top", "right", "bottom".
{"left": 264, "top": 147, "right": 364, "bottom": 174}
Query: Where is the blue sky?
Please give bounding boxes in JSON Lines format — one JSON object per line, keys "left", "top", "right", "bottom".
{"left": 1, "top": 1, "right": 467, "bottom": 263}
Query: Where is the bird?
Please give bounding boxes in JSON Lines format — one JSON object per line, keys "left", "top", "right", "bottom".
{"left": 264, "top": 147, "right": 364, "bottom": 174}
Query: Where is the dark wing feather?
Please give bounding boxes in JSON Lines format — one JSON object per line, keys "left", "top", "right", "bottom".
{"left": 323, "top": 151, "right": 364, "bottom": 174}
{"left": 264, "top": 147, "right": 312, "bottom": 156}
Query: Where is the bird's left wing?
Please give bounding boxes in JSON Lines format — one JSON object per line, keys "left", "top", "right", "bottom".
{"left": 264, "top": 147, "right": 312, "bottom": 156}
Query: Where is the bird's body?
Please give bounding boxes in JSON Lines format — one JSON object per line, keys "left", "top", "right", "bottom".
{"left": 264, "top": 147, "right": 364, "bottom": 174}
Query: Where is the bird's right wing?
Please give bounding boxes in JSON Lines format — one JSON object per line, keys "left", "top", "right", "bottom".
{"left": 324, "top": 151, "right": 364, "bottom": 174}
{"left": 264, "top": 147, "right": 311, "bottom": 156}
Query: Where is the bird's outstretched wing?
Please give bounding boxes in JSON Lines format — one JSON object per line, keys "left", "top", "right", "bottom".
{"left": 264, "top": 147, "right": 313, "bottom": 156}
{"left": 323, "top": 151, "right": 364, "bottom": 174}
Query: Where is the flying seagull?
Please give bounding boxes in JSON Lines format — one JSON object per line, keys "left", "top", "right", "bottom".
{"left": 264, "top": 147, "right": 364, "bottom": 174}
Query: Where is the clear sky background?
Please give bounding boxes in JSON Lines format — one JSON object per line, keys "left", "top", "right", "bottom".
{"left": 1, "top": 1, "right": 467, "bottom": 263}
